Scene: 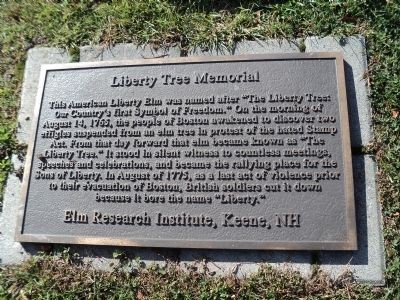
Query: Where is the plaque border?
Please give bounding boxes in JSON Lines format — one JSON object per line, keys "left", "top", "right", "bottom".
{"left": 15, "top": 53, "right": 357, "bottom": 250}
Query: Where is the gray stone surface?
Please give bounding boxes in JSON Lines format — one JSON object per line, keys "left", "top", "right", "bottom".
{"left": 0, "top": 155, "right": 30, "bottom": 264}
{"left": 189, "top": 39, "right": 300, "bottom": 57}
{"left": 305, "top": 35, "right": 372, "bottom": 148}
{"left": 318, "top": 155, "right": 385, "bottom": 284}
{"left": 179, "top": 249, "right": 312, "bottom": 277}
{"left": 188, "top": 45, "right": 233, "bottom": 56}
{"left": 80, "top": 43, "right": 180, "bottom": 62}
{"left": 0, "top": 42, "right": 385, "bottom": 285}
{"left": 1, "top": 47, "right": 70, "bottom": 264}
{"left": 17, "top": 48, "right": 70, "bottom": 145}
{"left": 234, "top": 40, "right": 300, "bottom": 54}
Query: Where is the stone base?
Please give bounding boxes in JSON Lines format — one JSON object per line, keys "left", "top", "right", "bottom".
{"left": 0, "top": 38, "right": 384, "bottom": 284}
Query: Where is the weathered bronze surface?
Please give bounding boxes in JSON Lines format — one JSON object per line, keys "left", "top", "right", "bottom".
{"left": 16, "top": 53, "right": 356, "bottom": 250}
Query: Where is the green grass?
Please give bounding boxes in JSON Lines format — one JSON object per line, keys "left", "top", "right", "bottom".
{"left": 0, "top": 0, "right": 399, "bottom": 298}
{"left": 0, "top": 251, "right": 382, "bottom": 299}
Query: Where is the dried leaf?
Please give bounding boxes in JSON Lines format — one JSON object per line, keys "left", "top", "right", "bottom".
{"left": 392, "top": 110, "right": 399, "bottom": 119}
{"left": 137, "top": 290, "right": 145, "bottom": 300}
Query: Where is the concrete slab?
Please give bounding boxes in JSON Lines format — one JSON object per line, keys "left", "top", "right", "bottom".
{"left": 179, "top": 249, "right": 312, "bottom": 278}
{"left": 305, "top": 36, "right": 372, "bottom": 149}
{"left": 234, "top": 39, "right": 300, "bottom": 54}
{"left": 0, "top": 43, "right": 384, "bottom": 284}
{"left": 189, "top": 39, "right": 300, "bottom": 57}
{"left": 1, "top": 47, "right": 71, "bottom": 264}
{"left": 17, "top": 48, "right": 70, "bottom": 145}
{"left": 0, "top": 155, "right": 30, "bottom": 264}
{"left": 318, "top": 155, "right": 385, "bottom": 285}
{"left": 80, "top": 43, "right": 180, "bottom": 62}
{"left": 187, "top": 45, "right": 233, "bottom": 56}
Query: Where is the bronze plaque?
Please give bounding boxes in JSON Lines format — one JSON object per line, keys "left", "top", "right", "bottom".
{"left": 16, "top": 53, "right": 356, "bottom": 250}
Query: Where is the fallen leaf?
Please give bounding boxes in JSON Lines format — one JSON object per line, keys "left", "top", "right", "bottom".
{"left": 137, "top": 290, "right": 144, "bottom": 300}
{"left": 392, "top": 110, "right": 399, "bottom": 119}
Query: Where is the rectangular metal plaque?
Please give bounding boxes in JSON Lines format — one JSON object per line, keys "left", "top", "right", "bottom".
{"left": 16, "top": 53, "right": 356, "bottom": 250}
